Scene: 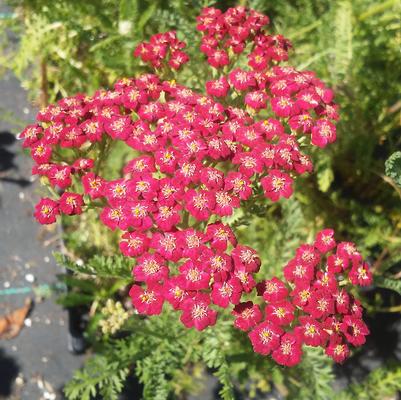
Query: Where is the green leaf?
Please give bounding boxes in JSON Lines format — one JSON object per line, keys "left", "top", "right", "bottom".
{"left": 375, "top": 275, "right": 401, "bottom": 295}
{"left": 385, "top": 151, "right": 401, "bottom": 188}
{"left": 315, "top": 154, "right": 334, "bottom": 193}
{"left": 333, "top": 0, "right": 353, "bottom": 79}
{"left": 137, "top": 2, "right": 158, "bottom": 33}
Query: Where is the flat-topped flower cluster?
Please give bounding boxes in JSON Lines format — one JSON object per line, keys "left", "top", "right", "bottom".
{"left": 19, "top": 6, "right": 371, "bottom": 367}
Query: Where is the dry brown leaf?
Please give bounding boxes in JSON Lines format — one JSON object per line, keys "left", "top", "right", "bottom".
{"left": 0, "top": 298, "right": 32, "bottom": 339}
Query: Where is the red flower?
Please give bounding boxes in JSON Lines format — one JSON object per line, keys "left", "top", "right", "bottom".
{"left": 34, "top": 198, "right": 59, "bottom": 224}
{"left": 248, "top": 321, "right": 283, "bottom": 355}
{"left": 207, "top": 49, "right": 229, "bottom": 68}
{"left": 129, "top": 283, "right": 164, "bottom": 315}
{"left": 119, "top": 231, "right": 149, "bottom": 257}
{"left": 271, "top": 96, "right": 298, "bottom": 118}
{"left": 272, "top": 332, "right": 302, "bottom": 367}
{"left": 179, "top": 260, "right": 211, "bottom": 290}
{"left": 185, "top": 189, "right": 215, "bottom": 221}
{"left": 163, "top": 277, "right": 188, "bottom": 310}
{"left": 228, "top": 68, "right": 255, "bottom": 91}
{"left": 325, "top": 336, "right": 349, "bottom": 363}
{"left": 244, "top": 90, "right": 268, "bottom": 110}
{"left": 261, "top": 170, "right": 293, "bottom": 202}
{"left": 341, "top": 315, "right": 369, "bottom": 346}
{"left": 311, "top": 119, "right": 336, "bottom": 148}
{"left": 305, "top": 289, "right": 335, "bottom": 319}
{"left": 82, "top": 173, "right": 105, "bottom": 200}
{"left": 180, "top": 293, "right": 217, "bottom": 331}
{"left": 206, "top": 76, "right": 230, "bottom": 97}
{"left": 257, "top": 277, "right": 288, "bottom": 303}
{"left": 284, "top": 259, "right": 315, "bottom": 285}
{"left": 295, "top": 316, "right": 327, "bottom": 347}
{"left": 265, "top": 301, "right": 294, "bottom": 326}
{"left": 211, "top": 278, "right": 242, "bottom": 308}
{"left": 232, "top": 245, "right": 261, "bottom": 273}
{"left": 205, "top": 223, "right": 237, "bottom": 252}
{"left": 31, "top": 142, "right": 52, "bottom": 164}
{"left": 59, "top": 192, "right": 84, "bottom": 215}
{"left": 232, "top": 302, "right": 262, "bottom": 331}
{"left": 314, "top": 229, "right": 336, "bottom": 253}
{"left": 133, "top": 253, "right": 169, "bottom": 283}
{"left": 349, "top": 261, "right": 373, "bottom": 287}
{"left": 333, "top": 290, "right": 350, "bottom": 314}
{"left": 327, "top": 253, "right": 349, "bottom": 273}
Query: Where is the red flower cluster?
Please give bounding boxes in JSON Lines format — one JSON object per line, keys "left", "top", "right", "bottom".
{"left": 20, "top": 6, "right": 370, "bottom": 367}
{"left": 240, "top": 229, "right": 371, "bottom": 366}
{"left": 133, "top": 31, "right": 189, "bottom": 70}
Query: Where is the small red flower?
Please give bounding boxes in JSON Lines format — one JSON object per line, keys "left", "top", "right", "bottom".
{"left": 257, "top": 277, "right": 288, "bottom": 303}
{"left": 272, "top": 332, "right": 302, "bottom": 367}
{"left": 59, "top": 192, "right": 84, "bottom": 215}
{"left": 133, "top": 253, "right": 169, "bottom": 283}
{"left": 265, "top": 301, "right": 294, "bottom": 326}
{"left": 232, "top": 301, "right": 262, "bottom": 331}
{"left": 314, "top": 229, "right": 336, "bottom": 253}
{"left": 295, "top": 316, "right": 327, "bottom": 347}
{"left": 325, "top": 336, "right": 350, "bottom": 363}
{"left": 248, "top": 321, "right": 283, "bottom": 355}
{"left": 180, "top": 293, "right": 217, "bottom": 331}
{"left": 206, "top": 76, "right": 230, "bottom": 97}
{"left": 349, "top": 261, "right": 373, "bottom": 287}
{"left": 341, "top": 315, "right": 370, "bottom": 346}
{"left": 311, "top": 119, "right": 336, "bottom": 148}
{"left": 119, "top": 231, "right": 149, "bottom": 257}
{"left": 34, "top": 198, "right": 59, "bottom": 224}
{"left": 129, "top": 283, "right": 164, "bottom": 315}
{"left": 261, "top": 170, "right": 293, "bottom": 202}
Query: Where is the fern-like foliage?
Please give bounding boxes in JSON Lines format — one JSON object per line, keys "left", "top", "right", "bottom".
{"left": 64, "top": 356, "right": 129, "bottom": 400}
{"left": 385, "top": 151, "right": 401, "bottom": 188}
{"left": 334, "top": 363, "right": 401, "bottom": 400}
{"left": 54, "top": 252, "right": 132, "bottom": 279}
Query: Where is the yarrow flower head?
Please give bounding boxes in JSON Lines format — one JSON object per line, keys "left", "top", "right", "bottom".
{"left": 20, "top": 6, "right": 371, "bottom": 368}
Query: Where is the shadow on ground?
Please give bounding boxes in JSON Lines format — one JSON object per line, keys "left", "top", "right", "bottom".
{"left": 0, "top": 348, "right": 19, "bottom": 397}
{"left": 0, "top": 130, "right": 31, "bottom": 187}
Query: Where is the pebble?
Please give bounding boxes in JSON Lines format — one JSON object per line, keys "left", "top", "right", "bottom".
{"left": 23, "top": 107, "right": 30, "bottom": 114}
{"left": 19, "top": 191, "right": 25, "bottom": 200}
{"left": 41, "top": 357, "right": 48, "bottom": 363}
{"left": 3, "top": 281, "right": 10, "bottom": 288}
{"left": 25, "top": 273, "right": 35, "bottom": 283}
{"left": 24, "top": 318, "right": 32, "bottom": 327}
{"left": 11, "top": 345, "right": 18, "bottom": 352}
{"left": 44, "top": 318, "right": 51, "bottom": 325}
{"left": 15, "top": 375, "right": 24, "bottom": 386}
{"left": 44, "top": 256, "right": 50, "bottom": 263}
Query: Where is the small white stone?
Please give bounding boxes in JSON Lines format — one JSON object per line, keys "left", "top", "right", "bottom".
{"left": 24, "top": 263, "right": 31, "bottom": 269}
{"left": 44, "top": 318, "right": 51, "bottom": 325}
{"left": 3, "top": 281, "right": 10, "bottom": 288}
{"left": 44, "top": 256, "right": 50, "bottom": 263}
{"left": 76, "top": 259, "right": 84, "bottom": 266}
{"left": 11, "top": 345, "right": 18, "bottom": 352}
{"left": 23, "top": 107, "right": 30, "bottom": 114}
{"left": 19, "top": 192, "right": 25, "bottom": 200}
{"left": 15, "top": 375, "right": 24, "bottom": 386}
{"left": 41, "top": 356, "right": 48, "bottom": 363}
{"left": 24, "top": 318, "right": 32, "bottom": 327}
{"left": 25, "top": 273, "right": 35, "bottom": 283}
